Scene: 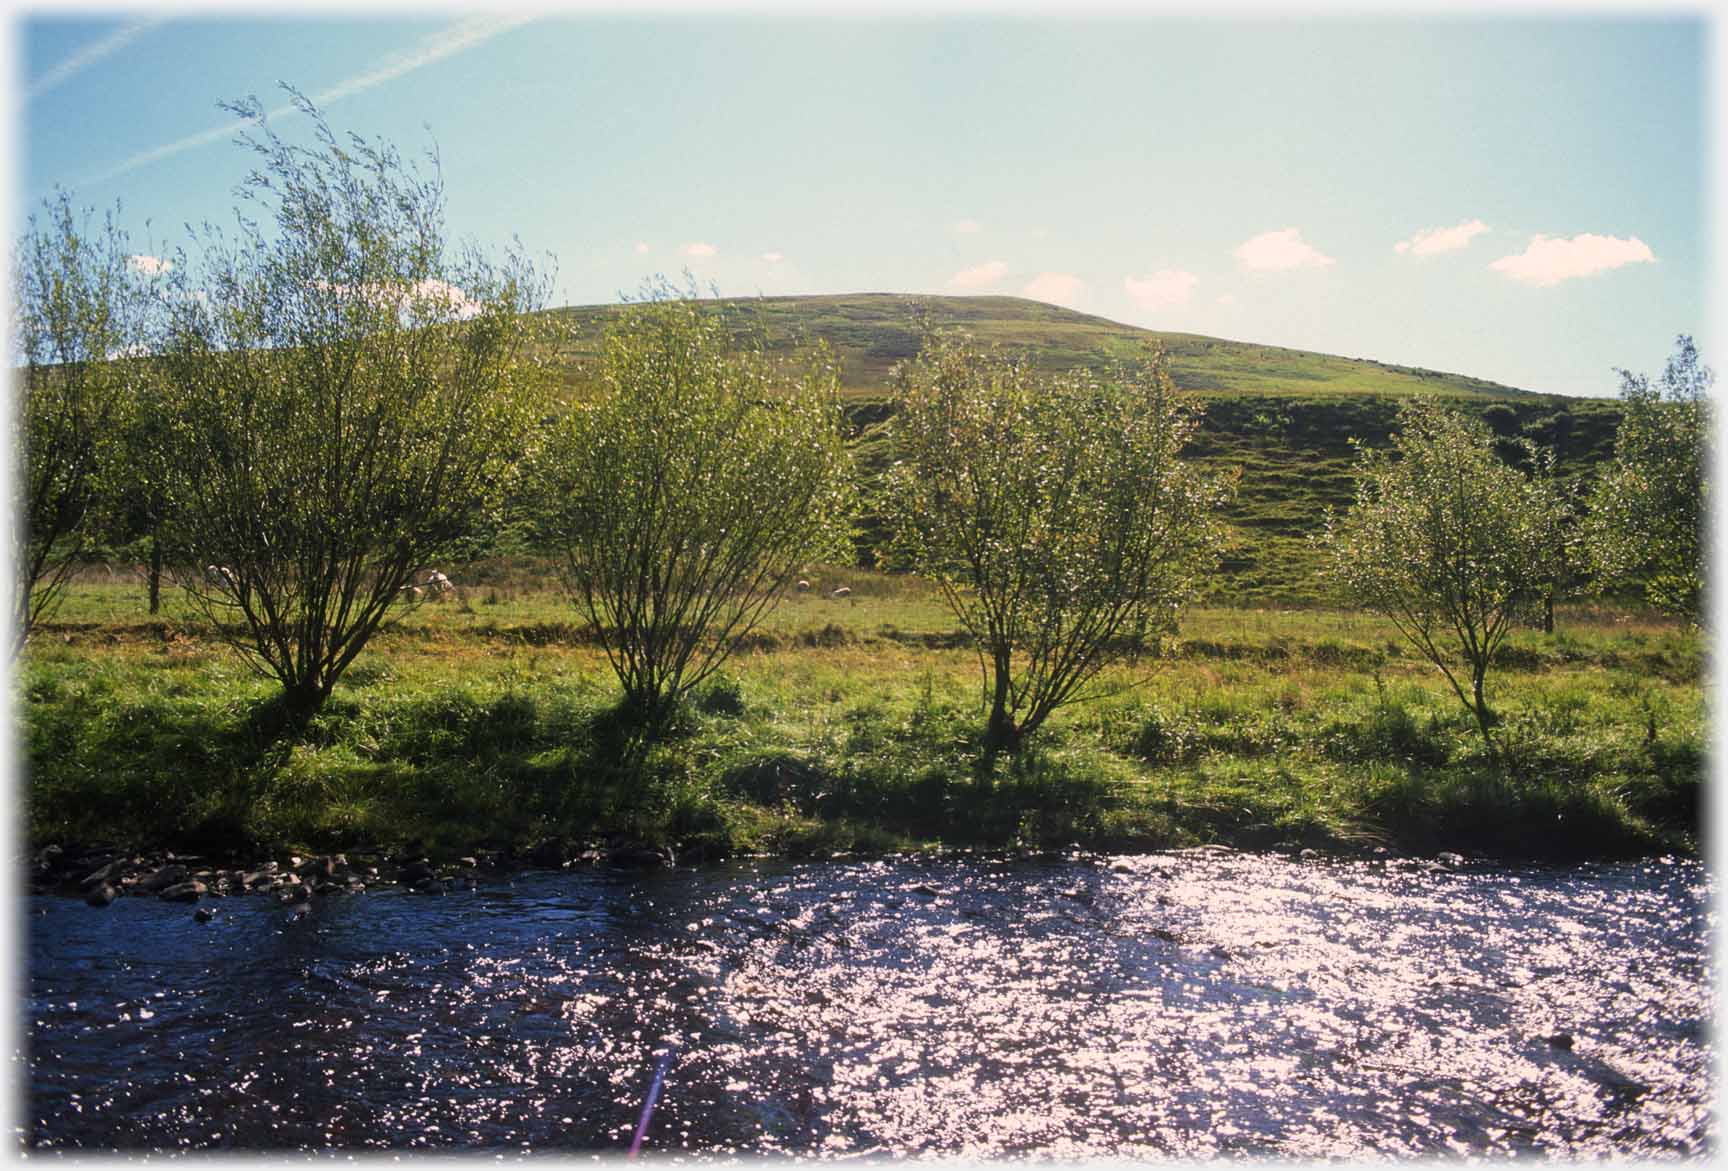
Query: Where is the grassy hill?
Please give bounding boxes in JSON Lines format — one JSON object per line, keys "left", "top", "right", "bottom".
{"left": 534, "top": 293, "right": 1624, "bottom": 603}
{"left": 539, "top": 292, "right": 1540, "bottom": 401}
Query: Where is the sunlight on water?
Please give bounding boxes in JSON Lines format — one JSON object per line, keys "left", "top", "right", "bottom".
{"left": 24, "top": 851, "right": 1712, "bottom": 1155}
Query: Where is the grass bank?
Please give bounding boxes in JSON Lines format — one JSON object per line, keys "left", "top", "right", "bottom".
{"left": 18, "top": 569, "right": 1703, "bottom": 866}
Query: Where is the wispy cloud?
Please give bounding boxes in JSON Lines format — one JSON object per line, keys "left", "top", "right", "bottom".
{"left": 1123, "top": 269, "right": 1198, "bottom": 312}
{"left": 1021, "top": 272, "right": 1085, "bottom": 308}
{"left": 1489, "top": 233, "right": 1656, "bottom": 286}
{"left": 948, "top": 260, "right": 1008, "bottom": 290}
{"left": 85, "top": 15, "right": 533, "bottom": 184}
{"left": 952, "top": 218, "right": 984, "bottom": 234}
{"left": 634, "top": 242, "right": 651, "bottom": 255}
{"left": 760, "top": 251, "right": 785, "bottom": 263}
{"left": 1233, "top": 228, "right": 1334, "bottom": 272}
{"left": 681, "top": 242, "right": 717, "bottom": 258}
{"left": 311, "top": 15, "right": 532, "bottom": 106}
{"left": 1395, "top": 219, "right": 1488, "bottom": 257}
{"left": 26, "top": 16, "right": 164, "bottom": 102}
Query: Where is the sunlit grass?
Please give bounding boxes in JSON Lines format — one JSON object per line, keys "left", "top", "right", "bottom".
{"left": 22, "top": 570, "right": 1701, "bottom": 863}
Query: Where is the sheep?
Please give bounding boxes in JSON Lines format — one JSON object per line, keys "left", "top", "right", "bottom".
{"left": 830, "top": 585, "right": 851, "bottom": 599}
{"left": 416, "top": 569, "right": 457, "bottom": 601}
{"left": 399, "top": 584, "right": 424, "bottom": 601}
{"left": 796, "top": 579, "right": 811, "bottom": 591}
{"left": 204, "top": 565, "right": 238, "bottom": 590}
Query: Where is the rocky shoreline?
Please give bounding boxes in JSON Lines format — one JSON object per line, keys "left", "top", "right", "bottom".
{"left": 24, "top": 839, "right": 1488, "bottom": 919}
{"left": 25, "top": 840, "right": 685, "bottom": 912}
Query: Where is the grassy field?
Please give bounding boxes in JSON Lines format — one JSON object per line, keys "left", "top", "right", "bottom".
{"left": 20, "top": 565, "right": 1701, "bottom": 866}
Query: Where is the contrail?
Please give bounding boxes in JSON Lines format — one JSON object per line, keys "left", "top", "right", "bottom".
{"left": 25, "top": 16, "right": 165, "bottom": 102}
{"left": 82, "top": 14, "right": 535, "bottom": 186}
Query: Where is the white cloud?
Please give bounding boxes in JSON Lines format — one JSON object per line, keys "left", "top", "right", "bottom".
{"left": 311, "top": 276, "right": 482, "bottom": 320}
{"left": 86, "top": 15, "right": 533, "bottom": 184}
{"left": 1233, "top": 228, "right": 1334, "bottom": 272}
{"left": 128, "top": 254, "right": 172, "bottom": 276}
{"left": 27, "top": 17, "right": 164, "bottom": 102}
{"left": 407, "top": 278, "right": 482, "bottom": 319}
{"left": 634, "top": 242, "right": 650, "bottom": 255}
{"left": 1395, "top": 219, "right": 1489, "bottom": 256}
{"left": 1123, "top": 269, "right": 1198, "bottom": 312}
{"left": 1488, "top": 233, "right": 1656, "bottom": 286}
{"left": 681, "top": 242, "right": 717, "bottom": 258}
{"left": 952, "top": 219, "right": 984, "bottom": 234}
{"left": 760, "top": 251, "right": 785, "bottom": 263}
{"left": 1021, "top": 272, "right": 1085, "bottom": 307}
{"left": 948, "top": 261, "right": 1009, "bottom": 290}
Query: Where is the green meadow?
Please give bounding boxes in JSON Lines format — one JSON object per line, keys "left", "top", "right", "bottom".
{"left": 22, "top": 564, "right": 1701, "bottom": 865}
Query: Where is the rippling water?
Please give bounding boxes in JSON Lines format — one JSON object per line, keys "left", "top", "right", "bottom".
{"left": 23, "top": 851, "right": 1713, "bottom": 1156}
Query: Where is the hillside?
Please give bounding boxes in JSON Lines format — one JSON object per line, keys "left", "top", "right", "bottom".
{"left": 539, "top": 293, "right": 1541, "bottom": 401}
{"left": 534, "top": 293, "right": 1624, "bottom": 603}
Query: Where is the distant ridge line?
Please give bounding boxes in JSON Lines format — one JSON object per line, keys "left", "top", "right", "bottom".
{"left": 539, "top": 292, "right": 1559, "bottom": 401}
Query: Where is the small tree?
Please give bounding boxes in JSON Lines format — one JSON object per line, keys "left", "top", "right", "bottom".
{"left": 155, "top": 93, "right": 548, "bottom": 723}
{"left": 11, "top": 191, "right": 153, "bottom": 653}
{"left": 543, "top": 296, "right": 854, "bottom": 731}
{"left": 1585, "top": 335, "right": 1710, "bottom": 625}
{"left": 1322, "top": 400, "right": 1566, "bottom": 755}
{"left": 884, "top": 333, "right": 1232, "bottom": 765}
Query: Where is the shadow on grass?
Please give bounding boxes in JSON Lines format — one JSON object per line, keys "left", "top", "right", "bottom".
{"left": 22, "top": 666, "right": 1702, "bottom": 863}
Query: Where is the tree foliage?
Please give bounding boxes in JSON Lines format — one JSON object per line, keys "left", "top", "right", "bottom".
{"left": 1585, "top": 335, "right": 1710, "bottom": 624}
{"left": 11, "top": 191, "right": 153, "bottom": 653}
{"left": 884, "top": 333, "right": 1232, "bottom": 761}
{"left": 154, "top": 93, "right": 548, "bottom": 722}
{"left": 1322, "top": 400, "right": 1567, "bottom": 753}
{"left": 542, "top": 295, "right": 855, "bottom": 730}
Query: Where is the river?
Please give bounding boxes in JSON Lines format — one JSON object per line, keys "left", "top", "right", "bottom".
{"left": 22, "top": 849, "right": 1713, "bottom": 1156}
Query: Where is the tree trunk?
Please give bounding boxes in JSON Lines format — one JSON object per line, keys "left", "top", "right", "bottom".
{"left": 280, "top": 676, "right": 329, "bottom": 731}
{"left": 147, "top": 534, "right": 162, "bottom": 616}
{"left": 980, "top": 659, "right": 1018, "bottom": 784}
{"left": 1542, "top": 591, "right": 1554, "bottom": 635}
{"left": 1471, "top": 671, "right": 1496, "bottom": 759}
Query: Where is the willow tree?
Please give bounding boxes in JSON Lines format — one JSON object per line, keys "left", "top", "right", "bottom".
{"left": 543, "top": 297, "right": 854, "bottom": 732}
{"left": 156, "top": 93, "right": 548, "bottom": 723}
{"left": 1585, "top": 336, "right": 1710, "bottom": 625}
{"left": 884, "top": 334, "right": 1232, "bottom": 764}
{"left": 11, "top": 192, "right": 152, "bottom": 652}
{"left": 1322, "top": 400, "right": 1567, "bottom": 755}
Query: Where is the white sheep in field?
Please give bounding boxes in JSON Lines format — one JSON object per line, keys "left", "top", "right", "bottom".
{"left": 416, "top": 569, "right": 457, "bottom": 601}
{"left": 796, "top": 579, "right": 810, "bottom": 592}
{"left": 830, "top": 585, "right": 851, "bottom": 599}
{"left": 399, "top": 584, "right": 424, "bottom": 601}
{"left": 204, "top": 565, "right": 237, "bottom": 590}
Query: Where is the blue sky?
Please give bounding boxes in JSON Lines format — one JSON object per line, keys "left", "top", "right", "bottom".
{"left": 14, "top": 9, "right": 1714, "bottom": 397}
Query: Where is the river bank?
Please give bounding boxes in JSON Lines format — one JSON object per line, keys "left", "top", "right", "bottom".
{"left": 19, "top": 577, "right": 1702, "bottom": 868}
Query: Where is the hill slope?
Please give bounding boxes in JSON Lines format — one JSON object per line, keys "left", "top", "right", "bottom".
{"left": 536, "top": 293, "right": 1623, "bottom": 603}
{"left": 539, "top": 293, "right": 1539, "bottom": 401}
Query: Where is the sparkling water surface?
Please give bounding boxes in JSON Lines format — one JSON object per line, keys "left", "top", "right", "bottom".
{"left": 24, "top": 850, "right": 1713, "bottom": 1156}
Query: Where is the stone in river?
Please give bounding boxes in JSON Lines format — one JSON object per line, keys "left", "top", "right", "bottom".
{"left": 159, "top": 881, "right": 207, "bottom": 903}
{"left": 85, "top": 883, "right": 118, "bottom": 908}
{"left": 137, "top": 864, "right": 188, "bottom": 893}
